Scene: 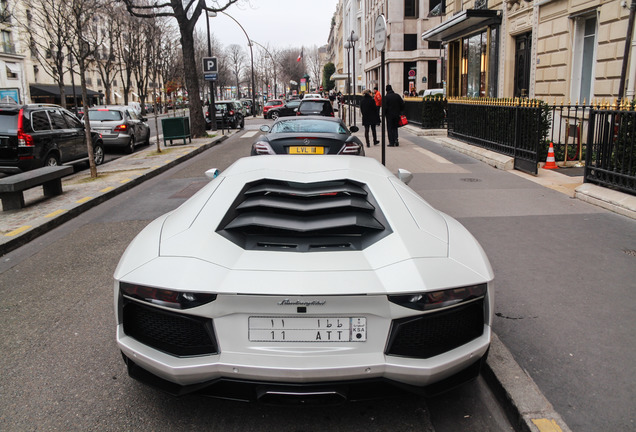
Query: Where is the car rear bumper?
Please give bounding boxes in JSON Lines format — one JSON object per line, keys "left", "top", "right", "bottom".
{"left": 117, "top": 324, "right": 490, "bottom": 395}
{"left": 123, "top": 348, "right": 487, "bottom": 401}
{"left": 100, "top": 134, "right": 132, "bottom": 147}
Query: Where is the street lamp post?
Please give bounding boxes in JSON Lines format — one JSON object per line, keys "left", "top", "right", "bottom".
{"left": 347, "top": 31, "right": 359, "bottom": 127}
{"left": 344, "top": 40, "right": 351, "bottom": 126}
{"left": 204, "top": 11, "right": 217, "bottom": 130}
{"left": 209, "top": 11, "right": 256, "bottom": 118}
{"left": 250, "top": 39, "right": 276, "bottom": 110}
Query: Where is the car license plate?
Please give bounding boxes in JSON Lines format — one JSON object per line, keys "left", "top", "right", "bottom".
{"left": 248, "top": 317, "right": 366, "bottom": 342}
{"left": 289, "top": 146, "right": 324, "bottom": 154}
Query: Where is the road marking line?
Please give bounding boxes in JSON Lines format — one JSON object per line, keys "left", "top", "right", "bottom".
{"left": 242, "top": 131, "right": 258, "bottom": 138}
{"left": 45, "top": 209, "right": 66, "bottom": 218}
{"left": 75, "top": 197, "right": 92, "bottom": 204}
{"left": 5, "top": 226, "right": 31, "bottom": 237}
{"left": 414, "top": 147, "right": 452, "bottom": 163}
{"left": 531, "top": 419, "right": 563, "bottom": 432}
{"left": 120, "top": 179, "right": 131, "bottom": 184}
{"left": 100, "top": 186, "right": 114, "bottom": 193}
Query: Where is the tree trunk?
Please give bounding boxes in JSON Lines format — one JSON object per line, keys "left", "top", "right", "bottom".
{"left": 179, "top": 25, "right": 205, "bottom": 137}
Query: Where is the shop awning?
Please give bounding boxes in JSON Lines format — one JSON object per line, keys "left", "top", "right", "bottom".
{"left": 421, "top": 9, "right": 501, "bottom": 43}
{"left": 329, "top": 73, "right": 349, "bottom": 81}
{"left": 30, "top": 84, "right": 100, "bottom": 97}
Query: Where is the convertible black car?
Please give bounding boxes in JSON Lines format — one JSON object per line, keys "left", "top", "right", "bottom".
{"left": 251, "top": 116, "right": 364, "bottom": 156}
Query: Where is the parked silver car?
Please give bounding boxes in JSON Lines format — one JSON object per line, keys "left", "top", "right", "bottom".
{"left": 87, "top": 106, "right": 150, "bottom": 153}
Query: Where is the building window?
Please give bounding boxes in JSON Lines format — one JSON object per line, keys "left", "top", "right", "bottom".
{"left": 1, "top": 30, "right": 15, "bottom": 54}
{"left": 405, "top": 0, "right": 418, "bottom": 18}
{"left": 429, "top": 0, "right": 444, "bottom": 17}
{"left": 404, "top": 34, "right": 417, "bottom": 51}
{"left": 86, "top": 77, "right": 92, "bottom": 85}
{"left": 571, "top": 14, "right": 597, "bottom": 103}
{"left": 6, "top": 62, "right": 18, "bottom": 79}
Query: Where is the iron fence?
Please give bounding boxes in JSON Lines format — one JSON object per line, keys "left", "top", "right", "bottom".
{"left": 585, "top": 108, "right": 636, "bottom": 194}
{"left": 447, "top": 99, "right": 545, "bottom": 175}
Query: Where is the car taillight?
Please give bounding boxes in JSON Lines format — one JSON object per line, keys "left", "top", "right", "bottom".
{"left": 120, "top": 282, "right": 217, "bottom": 310}
{"left": 114, "top": 124, "right": 127, "bottom": 132}
{"left": 229, "top": 110, "right": 234, "bottom": 116}
{"left": 17, "top": 109, "right": 34, "bottom": 147}
{"left": 338, "top": 142, "right": 361, "bottom": 155}
{"left": 253, "top": 141, "right": 275, "bottom": 155}
{"left": 388, "top": 284, "right": 487, "bottom": 312}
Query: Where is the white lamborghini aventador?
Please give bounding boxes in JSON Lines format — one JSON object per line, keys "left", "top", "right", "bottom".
{"left": 114, "top": 155, "right": 494, "bottom": 402}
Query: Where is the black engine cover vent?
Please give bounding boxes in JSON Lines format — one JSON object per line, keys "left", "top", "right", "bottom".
{"left": 217, "top": 179, "right": 392, "bottom": 252}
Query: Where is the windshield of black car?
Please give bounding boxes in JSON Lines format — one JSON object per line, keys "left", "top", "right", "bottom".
{"left": 270, "top": 119, "right": 346, "bottom": 134}
{"left": 88, "top": 110, "right": 123, "bottom": 121}
{"left": 299, "top": 101, "right": 328, "bottom": 112}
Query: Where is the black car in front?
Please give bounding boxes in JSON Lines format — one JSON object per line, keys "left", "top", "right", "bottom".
{"left": 251, "top": 116, "right": 364, "bottom": 156}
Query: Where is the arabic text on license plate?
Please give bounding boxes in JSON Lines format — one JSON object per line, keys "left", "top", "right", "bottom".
{"left": 289, "top": 146, "right": 324, "bottom": 154}
{"left": 248, "top": 317, "right": 366, "bottom": 342}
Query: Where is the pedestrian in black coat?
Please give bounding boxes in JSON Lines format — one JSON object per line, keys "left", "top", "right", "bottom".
{"left": 360, "top": 90, "right": 380, "bottom": 147}
{"left": 383, "top": 84, "right": 405, "bottom": 146}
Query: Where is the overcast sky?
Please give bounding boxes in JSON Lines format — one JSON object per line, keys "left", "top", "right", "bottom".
{"left": 201, "top": 0, "right": 339, "bottom": 52}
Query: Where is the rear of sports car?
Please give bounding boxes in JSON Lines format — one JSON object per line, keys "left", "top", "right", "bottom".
{"left": 114, "top": 156, "right": 494, "bottom": 403}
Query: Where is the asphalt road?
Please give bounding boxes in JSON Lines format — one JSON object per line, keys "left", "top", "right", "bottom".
{"left": 0, "top": 120, "right": 514, "bottom": 431}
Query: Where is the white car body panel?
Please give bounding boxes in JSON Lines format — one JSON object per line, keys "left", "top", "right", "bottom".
{"left": 114, "top": 155, "right": 494, "bottom": 398}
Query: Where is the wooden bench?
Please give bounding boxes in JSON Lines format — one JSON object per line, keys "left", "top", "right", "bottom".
{"left": 0, "top": 166, "right": 74, "bottom": 211}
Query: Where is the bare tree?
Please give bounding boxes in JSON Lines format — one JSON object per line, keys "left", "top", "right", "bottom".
{"left": 122, "top": 0, "right": 242, "bottom": 137}
{"left": 115, "top": 12, "right": 139, "bottom": 106}
{"left": 67, "top": 0, "right": 104, "bottom": 178}
{"left": 93, "top": 5, "right": 122, "bottom": 105}
{"left": 306, "top": 46, "right": 323, "bottom": 92}
{"left": 226, "top": 44, "right": 245, "bottom": 99}
{"left": 17, "top": 0, "right": 74, "bottom": 107}
{"left": 278, "top": 48, "right": 304, "bottom": 95}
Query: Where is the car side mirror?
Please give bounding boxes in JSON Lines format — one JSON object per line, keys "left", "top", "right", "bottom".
{"left": 141, "top": 117, "right": 147, "bottom": 122}
{"left": 205, "top": 168, "right": 220, "bottom": 180}
{"left": 397, "top": 169, "right": 413, "bottom": 185}
{"left": 259, "top": 125, "right": 271, "bottom": 132}
{"left": 349, "top": 126, "right": 359, "bottom": 133}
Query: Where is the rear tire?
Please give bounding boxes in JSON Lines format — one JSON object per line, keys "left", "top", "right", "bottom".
{"left": 271, "top": 111, "right": 279, "bottom": 121}
{"left": 43, "top": 153, "right": 60, "bottom": 167}
{"left": 125, "top": 137, "right": 135, "bottom": 154}
{"left": 93, "top": 143, "right": 105, "bottom": 165}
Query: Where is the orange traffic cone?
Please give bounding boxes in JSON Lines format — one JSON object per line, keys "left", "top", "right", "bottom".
{"left": 543, "top": 142, "right": 559, "bottom": 169}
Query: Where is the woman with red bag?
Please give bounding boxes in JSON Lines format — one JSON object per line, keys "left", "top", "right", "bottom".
{"left": 383, "top": 85, "right": 405, "bottom": 147}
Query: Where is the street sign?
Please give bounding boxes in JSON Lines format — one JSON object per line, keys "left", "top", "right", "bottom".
{"left": 204, "top": 73, "right": 218, "bottom": 81}
{"left": 374, "top": 15, "right": 387, "bottom": 52}
{"left": 202, "top": 57, "right": 218, "bottom": 73}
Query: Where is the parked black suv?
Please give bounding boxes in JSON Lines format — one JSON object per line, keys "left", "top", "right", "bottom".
{"left": 206, "top": 100, "right": 244, "bottom": 129}
{"left": 0, "top": 103, "right": 104, "bottom": 174}
{"left": 296, "top": 98, "right": 335, "bottom": 117}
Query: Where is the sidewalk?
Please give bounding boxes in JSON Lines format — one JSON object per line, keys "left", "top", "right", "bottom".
{"left": 0, "top": 132, "right": 232, "bottom": 255}
{"left": 402, "top": 124, "right": 636, "bottom": 220}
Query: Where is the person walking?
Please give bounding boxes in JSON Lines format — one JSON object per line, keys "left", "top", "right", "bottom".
{"left": 373, "top": 86, "right": 382, "bottom": 118}
{"left": 383, "top": 84, "right": 405, "bottom": 147}
{"left": 360, "top": 89, "right": 380, "bottom": 147}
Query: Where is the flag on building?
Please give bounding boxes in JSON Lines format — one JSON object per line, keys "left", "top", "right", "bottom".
{"left": 297, "top": 48, "right": 303, "bottom": 62}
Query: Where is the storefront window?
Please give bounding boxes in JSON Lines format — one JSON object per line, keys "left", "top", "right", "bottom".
{"left": 459, "top": 30, "right": 494, "bottom": 98}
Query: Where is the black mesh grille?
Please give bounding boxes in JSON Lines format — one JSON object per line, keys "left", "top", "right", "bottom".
{"left": 123, "top": 300, "right": 218, "bottom": 356}
{"left": 385, "top": 300, "right": 484, "bottom": 359}
{"left": 217, "top": 179, "right": 391, "bottom": 251}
